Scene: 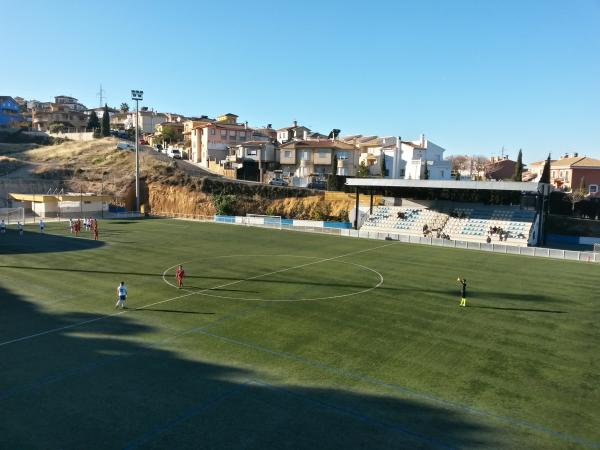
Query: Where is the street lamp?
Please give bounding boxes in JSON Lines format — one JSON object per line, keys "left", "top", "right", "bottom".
{"left": 131, "top": 89, "right": 143, "bottom": 212}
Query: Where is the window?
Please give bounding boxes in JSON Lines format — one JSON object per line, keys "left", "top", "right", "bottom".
{"left": 590, "top": 185, "right": 598, "bottom": 194}
{"left": 284, "top": 151, "right": 292, "bottom": 158}
{"left": 247, "top": 150, "right": 257, "bottom": 156}
{"left": 318, "top": 151, "right": 328, "bottom": 159}
{"left": 229, "top": 130, "right": 236, "bottom": 137}
{"left": 210, "top": 129, "right": 216, "bottom": 135}
{"left": 239, "top": 131, "right": 246, "bottom": 139}
{"left": 337, "top": 151, "right": 349, "bottom": 160}
{"left": 220, "top": 129, "right": 227, "bottom": 137}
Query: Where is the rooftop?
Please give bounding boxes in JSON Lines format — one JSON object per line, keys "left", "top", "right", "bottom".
{"left": 345, "top": 178, "right": 542, "bottom": 193}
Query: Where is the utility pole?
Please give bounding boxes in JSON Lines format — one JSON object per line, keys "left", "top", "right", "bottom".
{"left": 97, "top": 84, "right": 106, "bottom": 108}
{"left": 131, "top": 90, "right": 143, "bottom": 212}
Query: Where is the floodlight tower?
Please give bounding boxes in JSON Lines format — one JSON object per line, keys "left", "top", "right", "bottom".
{"left": 131, "top": 89, "right": 143, "bottom": 212}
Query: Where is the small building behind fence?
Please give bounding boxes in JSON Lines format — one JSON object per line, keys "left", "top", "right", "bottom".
{"left": 9, "top": 193, "right": 111, "bottom": 217}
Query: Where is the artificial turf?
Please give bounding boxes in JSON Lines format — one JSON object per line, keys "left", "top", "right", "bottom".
{"left": 0, "top": 218, "right": 598, "bottom": 449}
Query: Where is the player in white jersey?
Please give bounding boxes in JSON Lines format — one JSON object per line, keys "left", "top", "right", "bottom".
{"left": 39, "top": 218, "right": 45, "bottom": 233}
{"left": 115, "top": 282, "right": 128, "bottom": 309}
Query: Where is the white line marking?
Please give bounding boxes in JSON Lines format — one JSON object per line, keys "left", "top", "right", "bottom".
{"left": 0, "top": 242, "right": 396, "bottom": 348}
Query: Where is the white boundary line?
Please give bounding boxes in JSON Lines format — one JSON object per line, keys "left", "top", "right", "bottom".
{"left": 0, "top": 242, "right": 396, "bottom": 348}
{"left": 161, "top": 255, "right": 384, "bottom": 302}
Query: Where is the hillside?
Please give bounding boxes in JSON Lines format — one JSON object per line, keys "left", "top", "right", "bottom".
{"left": 0, "top": 138, "right": 354, "bottom": 220}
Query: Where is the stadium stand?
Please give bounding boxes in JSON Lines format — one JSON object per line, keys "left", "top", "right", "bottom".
{"left": 360, "top": 204, "right": 535, "bottom": 246}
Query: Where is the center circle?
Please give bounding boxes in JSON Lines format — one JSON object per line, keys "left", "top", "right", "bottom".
{"left": 162, "top": 255, "right": 383, "bottom": 302}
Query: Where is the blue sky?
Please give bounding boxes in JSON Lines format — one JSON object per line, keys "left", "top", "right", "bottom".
{"left": 3, "top": 0, "right": 599, "bottom": 163}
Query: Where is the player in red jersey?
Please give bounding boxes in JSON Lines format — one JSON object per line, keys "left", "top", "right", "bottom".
{"left": 175, "top": 265, "right": 185, "bottom": 289}
{"left": 93, "top": 219, "right": 99, "bottom": 240}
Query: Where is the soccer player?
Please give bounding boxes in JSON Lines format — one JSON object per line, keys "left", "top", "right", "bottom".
{"left": 458, "top": 278, "right": 467, "bottom": 307}
{"left": 18, "top": 222, "right": 23, "bottom": 236}
{"left": 93, "top": 219, "right": 99, "bottom": 240}
{"left": 39, "top": 218, "right": 45, "bottom": 233}
{"left": 176, "top": 265, "right": 185, "bottom": 289}
{"left": 115, "top": 281, "right": 128, "bottom": 309}
{"left": 0, "top": 219, "right": 5, "bottom": 234}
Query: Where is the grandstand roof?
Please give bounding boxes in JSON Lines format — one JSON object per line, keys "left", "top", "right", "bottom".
{"left": 345, "top": 178, "right": 542, "bottom": 193}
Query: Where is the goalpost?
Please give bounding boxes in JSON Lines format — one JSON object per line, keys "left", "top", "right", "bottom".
{"left": 0, "top": 207, "right": 25, "bottom": 225}
{"left": 243, "top": 214, "right": 283, "bottom": 230}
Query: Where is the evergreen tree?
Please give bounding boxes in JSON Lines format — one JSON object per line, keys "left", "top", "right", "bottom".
{"left": 327, "top": 155, "right": 339, "bottom": 191}
{"left": 423, "top": 161, "right": 429, "bottom": 179}
{"left": 358, "top": 161, "right": 369, "bottom": 177}
{"left": 101, "top": 104, "right": 110, "bottom": 137}
{"left": 540, "top": 154, "right": 551, "bottom": 184}
{"left": 87, "top": 111, "right": 100, "bottom": 131}
{"left": 380, "top": 153, "right": 387, "bottom": 177}
{"left": 513, "top": 149, "right": 524, "bottom": 181}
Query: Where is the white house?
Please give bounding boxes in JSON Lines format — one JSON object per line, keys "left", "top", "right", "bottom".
{"left": 350, "top": 134, "right": 451, "bottom": 180}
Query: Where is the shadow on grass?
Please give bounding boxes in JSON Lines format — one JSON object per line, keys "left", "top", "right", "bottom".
{"left": 0, "top": 284, "right": 500, "bottom": 449}
{"left": 0, "top": 230, "right": 104, "bottom": 255}
{"left": 468, "top": 305, "right": 566, "bottom": 314}
{"left": 429, "top": 289, "right": 553, "bottom": 303}
{"left": 135, "top": 308, "right": 216, "bottom": 315}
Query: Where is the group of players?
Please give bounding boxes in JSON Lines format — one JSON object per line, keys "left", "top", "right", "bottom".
{"left": 69, "top": 217, "right": 99, "bottom": 240}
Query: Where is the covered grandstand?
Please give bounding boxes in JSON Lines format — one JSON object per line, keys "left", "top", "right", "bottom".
{"left": 345, "top": 179, "right": 550, "bottom": 247}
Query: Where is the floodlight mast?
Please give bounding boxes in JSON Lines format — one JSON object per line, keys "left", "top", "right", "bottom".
{"left": 131, "top": 90, "right": 143, "bottom": 212}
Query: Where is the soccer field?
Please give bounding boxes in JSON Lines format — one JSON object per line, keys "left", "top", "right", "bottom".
{"left": 0, "top": 218, "right": 598, "bottom": 449}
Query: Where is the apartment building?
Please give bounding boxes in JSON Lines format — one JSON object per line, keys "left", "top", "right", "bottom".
{"left": 0, "top": 96, "right": 22, "bottom": 127}
{"left": 345, "top": 134, "right": 451, "bottom": 180}
{"left": 190, "top": 113, "right": 254, "bottom": 166}
{"left": 529, "top": 154, "right": 600, "bottom": 194}
{"left": 31, "top": 96, "right": 88, "bottom": 131}
{"left": 278, "top": 139, "right": 358, "bottom": 186}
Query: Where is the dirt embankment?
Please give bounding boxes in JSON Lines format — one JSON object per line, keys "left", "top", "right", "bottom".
{"left": 146, "top": 181, "right": 353, "bottom": 221}
{"left": 1, "top": 137, "right": 353, "bottom": 220}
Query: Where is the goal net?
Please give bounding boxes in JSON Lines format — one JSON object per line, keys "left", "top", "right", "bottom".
{"left": 243, "top": 214, "right": 282, "bottom": 230}
{"left": 0, "top": 207, "right": 25, "bottom": 225}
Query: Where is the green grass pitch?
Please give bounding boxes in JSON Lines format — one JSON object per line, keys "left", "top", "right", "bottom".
{"left": 0, "top": 219, "right": 598, "bottom": 449}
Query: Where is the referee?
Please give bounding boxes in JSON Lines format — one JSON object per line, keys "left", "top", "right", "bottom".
{"left": 458, "top": 278, "right": 467, "bottom": 307}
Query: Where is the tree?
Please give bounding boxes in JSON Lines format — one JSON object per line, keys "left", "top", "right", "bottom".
{"left": 540, "top": 154, "right": 551, "bottom": 184}
{"left": 160, "top": 125, "right": 177, "bottom": 144}
{"left": 513, "top": 148, "right": 524, "bottom": 181}
{"left": 87, "top": 111, "right": 100, "bottom": 131}
{"left": 564, "top": 181, "right": 586, "bottom": 215}
{"left": 380, "top": 153, "right": 387, "bottom": 178}
{"left": 101, "top": 104, "right": 110, "bottom": 137}
{"left": 49, "top": 122, "right": 67, "bottom": 133}
{"left": 357, "top": 161, "right": 369, "bottom": 177}
{"left": 120, "top": 103, "right": 129, "bottom": 113}
{"left": 422, "top": 161, "right": 429, "bottom": 179}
